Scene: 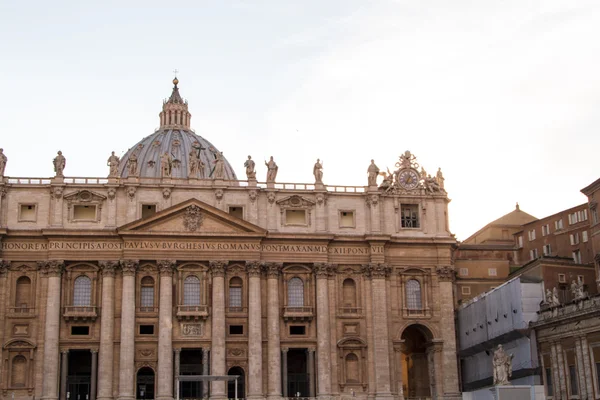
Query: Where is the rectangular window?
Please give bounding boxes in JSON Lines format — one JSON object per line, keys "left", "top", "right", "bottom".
{"left": 488, "top": 268, "right": 497, "bottom": 276}
{"left": 142, "top": 204, "right": 156, "bottom": 219}
{"left": 229, "top": 287, "right": 242, "bottom": 308}
{"left": 583, "top": 230, "right": 588, "bottom": 243}
{"left": 577, "top": 275, "right": 584, "bottom": 284}
{"left": 543, "top": 244, "right": 552, "bottom": 256}
{"left": 285, "top": 209, "right": 306, "bottom": 225}
{"left": 545, "top": 367, "right": 553, "bottom": 397}
{"left": 71, "top": 326, "right": 90, "bottom": 336}
{"left": 459, "top": 268, "right": 469, "bottom": 276}
{"left": 592, "top": 208, "right": 598, "bottom": 225}
{"left": 555, "top": 219, "right": 564, "bottom": 230}
{"left": 542, "top": 224, "right": 550, "bottom": 236}
{"left": 573, "top": 250, "right": 582, "bottom": 264}
{"left": 517, "top": 236, "right": 523, "bottom": 248}
{"left": 461, "top": 286, "right": 471, "bottom": 295}
{"left": 570, "top": 233, "right": 580, "bottom": 245}
{"left": 73, "top": 205, "right": 97, "bottom": 221}
{"left": 18, "top": 204, "right": 37, "bottom": 222}
{"left": 528, "top": 230, "right": 536, "bottom": 241}
{"left": 530, "top": 249, "right": 538, "bottom": 260}
{"left": 229, "top": 325, "right": 244, "bottom": 335}
{"left": 401, "top": 204, "right": 419, "bottom": 228}
{"left": 141, "top": 286, "right": 154, "bottom": 308}
{"left": 228, "top": 206, "right": 244, "bottom": 220}
{"left": 339, "top": 210, "right": 355, "bottom": 228}
{"left": 569, "top": 365, "right": 578, "bottom": 395}
{"left": 558, "top": 273, "right": 566, "bottom": 283}
{"left": 289, "top": 325, "right": 306, "bottom": 335}
{"left": 139, "top": 325, "right": 154, "bottom": 335}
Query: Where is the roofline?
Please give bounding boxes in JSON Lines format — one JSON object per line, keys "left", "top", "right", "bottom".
{"left": 581, "top": 177, "right": 600, "bottom": 196}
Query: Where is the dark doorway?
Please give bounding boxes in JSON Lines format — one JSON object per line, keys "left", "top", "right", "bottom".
{"left": 287, "top": 348, "right": 309, "bottom": 397}
{"left": 67, "top": 350, "right": 91, "bottom": 400}
{"left": 401, "top": 325, "right": 433, "bottom": 398}
{"left": 180, "top": 349, "right": 204, "bottom": 399}
{"left": 227, "top": 367, "right": 245, "bottom": 399}
{"left": 136, "top": 367, "right": 155, "bottom": 400}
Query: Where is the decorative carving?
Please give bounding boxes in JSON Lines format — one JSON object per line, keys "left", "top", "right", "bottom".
{"left": 316, "top": 192, "right": 327, "bottom": 206}
{"left": 571, "top": 280, "right": 586, "bottom": 301}
{"left": 313, "top": 263, "right": 331, "bottom": 277}
{"left": 120, "top": 259, "right": 139, "bottom": 276}
{"left": 0, "top": 259, "right": 9, "bottom": 276}
{"left": 244, "top": 155, "right": 256, "bottom": 180}
{"left": 396, "top": 150, "right": 419, "bottom": 170}
{"left": 99, "top": 261, "right": 118, "bottom": 277}
{"left": 267, "top": 192, "right": 276, "bottom": 204}
{"left": 53, "top": 151, "right": 66, "bottom": 177}
{"left": 0, "top": 186, "right": 6, "bottom": 198}
{"left": 545, "top": 288, "right": 560, "bottom": 307}
{"left": 64, "top": 190, "right": 107, "bottom": 204}
{"left": 44, "top": 260, "right": 64, "bottom": 277}
{"left": 368, "top": 263, "right": 391, "bottom": 278}
{"left": 0, "top": 148, "right": 6, "bottom": 177}
{"left": 139, "top": 348, "right": 154, "bottom": 357}
{"left": 127, "top": 186, "right": 137, "bottom": 200}
{"left": 424, "top": 175, "right": 441, "bottom": 194}
{"left": 265, "top": 156, "right": 278, "bottom": 183}
{"left": 51, "top": 186, "right": 64, "bottom": 199}
{"left": 107, "top": 151, "right": 120, "bottom": 178}
{"left": 436, "top": 266, "right": 455, "bottom": 282}
{"left": 367, "top": 159, "right": 380, "bottom": 186}
{"left": 492, "top": 344, "right": 513, "bottom": 385}
{"left": 246, "top": 261, "right": 262, "bottom": 277}
{"left": 128, "top": 152, "right": 138, "bottom": 176}
{"left": 161, "top": 187, "right": 172, "bottom": 200}
{"left": 107, "top": 187, "right": 116, "bottom": 200}
{"left": 229, "top": 348, "right": 245, "bottom": 357}
{"left": 183, "top": 205, "right": 204, "bottom": 232}
{"left": 212, "top": 151, "right": 226, "bottom": 179}
{"left": 263, "top": 262, "right": 282, "bottom": 278}
{"left": 276, "top": 195, "right": 315, "bottom": 208}
{"left": 158, "top": 260, "right": 176, "bottom": 276}
{"left": 182, "top": 323, "right": 203, "bottom": 336}
{"left": 215, "top": 189, "right": 224, "bottom": 201}
{"left": 365, "top": 194, "right": 379, "bottom": 207}
{"left": 248, "top": 189, "right": 257, "bottom": 203}
{"left": 209, "top": 260, "right": 228, "bottom": 277}
{"left": 313, "top": 159, "right": 323, "bottom": 184}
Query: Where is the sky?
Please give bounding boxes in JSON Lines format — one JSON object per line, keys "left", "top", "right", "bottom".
{"left": 1, "top": 0, "right": 599, "bottom": 240}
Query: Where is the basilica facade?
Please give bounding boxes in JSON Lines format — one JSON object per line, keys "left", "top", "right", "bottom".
{"left": 0, "top": 79, "right": 460, "bottom": 400}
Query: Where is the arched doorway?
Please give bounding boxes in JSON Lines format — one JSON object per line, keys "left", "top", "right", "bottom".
{"left": 400, "top": 324, "right": 435, "bottom": 400}
{"left": 136, "top": 367, "right": 155, "bottom": 400}
{"left": 227, "top": 367, "right": 245, "bottom": 399}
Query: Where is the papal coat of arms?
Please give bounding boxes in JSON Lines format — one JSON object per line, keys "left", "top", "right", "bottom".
{"left": 183, "top": 205, "right": 204, "bottom": 231}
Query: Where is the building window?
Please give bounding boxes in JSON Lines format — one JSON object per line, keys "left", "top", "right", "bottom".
{"left": 73, "top": 205, "right": 97, "bottom": 221}
{"left": 583, "top": 230, "right": 588, "bottom": 243}
{"left": 569, "top": 365, "right": 578, "bottom": 395}
{"left": 71, "top": 326, "right": 90, "bottom": 335}
{"left": 528, "top": 230, "right": 536, "bottom": 241}
{"left": 488, "top": 268, "right": 497, "bottom": 277}
{"left": 18, "top": 204, "right": 37, "bottom": 222}
{"left": 229, "top": 325, "right": 244, "bottom": 335}
{"left": 543, "top": 244, "right": 552, "bottom": 256}
{"left": 459, "top": 268, "right": 468, "bottom": 276}
{"left": 461, "top": 286, "right": 471, "bottom": 295}
{"left": 339, "top": 210, "right": 355, "bottom": 228}
{"left": 555, "top": 219, "right": 564, "bottom": 230}
{"left": 285, "top": 209, "right": 307, "bottom": 225}
{"left": 577, "top": 275, "right": 584, "bottom": 284}
{"left": 140, "top": 325, "right": 155, "bottom": 335}
{"left": 569, "top": 213, "right": 577, "bottom": 225}
{"left": 229, "top": 277, "right": 243, "bottom": 309}
{"left": 73, "top": 276, "right": 92, "bottom": 306}
{"left": 596, "top": 362, "right": 600, "bottom": 395}
{"left": 345, "top": 353, "right": 360, "bottom": 383}
{"left": 570, "top": 233, "right": 580, "bottom": 245}
{"left": 406, "top": 280, "right": 422, "bottom": 310}
{"left": 141, "top": 204, "right": 157, "bottom": 219}
{"left": 401, "top": 204, "right": 419, "bottom": 228}
{"left": 517, "top": 236, "right": 523, "bottom": 248}
{"left": 592, "top": 207, "right": 598, "bottom": 225}
{"left": 342, "top": 278, "right": 357, "bottom": 308}
{"left": 545, "top": 367, "right": 553, "bottom": 397}
{"left": 10, "top": 355, "right": 27, "bottom": 387}
{"left": 542, "top": 224, "right": 550, "bottom": 236}
{"left": 289, "top": 325, "right": 306, "bottom": 335}
{"left": 140, "top": 276, "right": 155, "bottom": 310}
{"left": 573, "top": 250, "right": 582, "bottom": 264}
{"left": 287, "top": 277, "right": 304, "bottom": 307}
{"left": 529, "top": 249, "right": 538, "bottom": 260}
{"left": 558, "top": 273, "right": 566, "bottom": 283}
{"left": 228, "top": 206, "right": 244, "bottom": 219}
{"left": 183, "top": 275, "right": 201, "bottom": 305}
{"left": 15, "top": 276, "right": 31, "bottom": 308}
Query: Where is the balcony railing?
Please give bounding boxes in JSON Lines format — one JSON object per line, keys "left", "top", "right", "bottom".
{"left": 177, "top": 305, "right": 209, "bottom": 321}
{"left": 402, "top": 307, "right": 431, "bottom": 318}
{"left": 282, "top": 306, "right": 314, "bottom": 321}
{"left": 8, "top": 307, "right": 35, "bottom": 317}
{"left": 337, "top": 307, "right": 362, "bottom": 316}
{"left": 63, "top": 305, "right": 99, "bottom": 321}
{"left": 137, "top": 306, "right": 159, "bottom": 313}
{"left": 226, "top": 306, "right": 247, "bottom": 314}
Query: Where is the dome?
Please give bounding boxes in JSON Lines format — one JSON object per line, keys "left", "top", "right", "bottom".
{"left": 117, "top": 78, "right": 238, "bottom": 180}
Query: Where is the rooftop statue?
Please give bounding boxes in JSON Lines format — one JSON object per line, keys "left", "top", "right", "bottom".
{"left": 0, "top": 148, "right": 7, "bottom": 177}
{"left": 313, "top": 159, "right": 323, "bottom": 184}
{"left": 107, "top": 151, "right": 120, "bottom": 178}
{"left": 244, "top": 155, "right": 256, "bottom": 180}
{"left": 571, "top": 280, "right": 586, "bottom": 301}
{"left": 396, "top": 150, "right": 419, "bottom": 170}
{"left": 367, "top": 160, "right": 379, "bottom": 186}
{"left": 437, "top": 168, "right": 445, "bottom": 190}
{"left": 53, "top": 151, "right": 66, "bottom": 178}
{"left": 213, "top": 152, "right": 225, "bottom": 180}
{"left": 265, "top": 156, "right": 278, "bottom": 183}
{"left": 492, "top": 344, "right": 513, "bottom": 386}
{"left": 424, "top": 174, "right": 441, "bottom": 194}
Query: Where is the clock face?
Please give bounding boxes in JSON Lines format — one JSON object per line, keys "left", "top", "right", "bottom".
{"left": 398, "top": 169, "right": 420, "bottom": 189}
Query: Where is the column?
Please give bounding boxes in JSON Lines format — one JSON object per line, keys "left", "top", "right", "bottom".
{"left": 157, "top": 260, "right": 176, "bottom": 400}
{"left": 246, "top": 261, "right": 263, "bottom": 400}
{"left": 282, "top": 348, "right": 289, "bottom": 398}
{"left": 307, "top": 349, "right": 316, "bottom": 398}
{"left": 0, "top": 262, "right": 8, "bottom": 388}
{"left": 556, "top": 341, "right": 567, "bottom": 399}
{"left": 60, "top": 350, "right": 69, "bottom": 400}
{"left": 42, "top": 261, "right": 64, "bottom": 400}
{"left": 210, "top": 261, "right": 227, "bottom": 399}
{"left": 97, "top": 261, "right": 117, "bottom": 400}
{"left": 363, "top": 272, "right": 376, "bottom": 400}
{"left": 550, "top": 342, "right": 562, "bottom": 400}
{"left": 579, "top": 335, "right": 594, "bottom": 399}
{"left": 394, "top": 346, "right": 405, "bottom": 400}
{"left": 265, "top": 262, "right": 282, "bottom": 400}
{"left": 174, "top": 349, "right": 181, "bottom": 397}
{"left": 90, "top": 350, "right": 98, "bottom": 400}
{"left": 314, "top": 263, "right": 332, "bottom": 399}
{"left": 368, "top": 264, "right": 393, "bottom": 400}
{"left": 435, "top": 267, "right": 460, "bottom": 397}
{"left": 574, "top": 337, "right": 587, "bottom": 399}
{"left": 328, "top": 270, "right": 339, "bottom": 396}
{"left": 202, "top": 348, "right": 210, "bottom": 398}
{"left": 118, "top": 260, "right": 138, "bottom": 400}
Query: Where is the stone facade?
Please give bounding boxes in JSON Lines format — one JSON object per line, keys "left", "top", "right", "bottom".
{"left": 0, "top": 80, "right": 461, "bottom": 400}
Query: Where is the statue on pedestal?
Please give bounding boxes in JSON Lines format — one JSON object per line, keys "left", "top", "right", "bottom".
{"left": 265, "top": 156, "right": 278, "bottom": 183}
{"left": 244, "top": 155, "right": 256, "bottom": 180}
{"left": 107, "top": 151, "right": 120, "bottom": 177}
{"left": 492, "top": 344, "right": 513, "bottom": 386}
{"left": 436, "top": 168, "right": 445, "bottom": 190}
{"left": 213, "top": 151, "right": 225, "bottom": 179}
{"left": 313, "top": 159, "right": 323, "bottom": 184}
{"left": 53, "top": 151, "right": 66, "bottom": 177}
{"left": 571, "top": 280, "right": 586, "bottom": 301}
{"left": 0, "top": 148, "right": 7, "bottom": 177}
{"left": 367, "top": 160, "right": 379, "bottom": 186}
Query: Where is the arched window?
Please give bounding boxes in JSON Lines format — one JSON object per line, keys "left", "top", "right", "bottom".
{"left": 15, "top": 276, "right": 31, "bottom": 308}
{"left": 288, "top": 277, "right": 304, "bottom": 307}
{"left": 406, "top": 279, "right": 422, "bottom": 310}
{"left": 183, "top": 275, "right": 201, "bottom": 305}
{"left": 11, "top": 355, "right": 27, "bottom": 387}
{"left": 342, "top": 278, "right": 357, "bottom": 308}
{"left": 229, "top": 277, "right": 243, "bottom": 309}
{"left": 345, "top": 353, "right": 359, "bottom": 383}
{"left": 73, "top": 276, "right": 92, "bottom": 306}
{"left": 141, "top": 276, "right": 155, "bottom": 310}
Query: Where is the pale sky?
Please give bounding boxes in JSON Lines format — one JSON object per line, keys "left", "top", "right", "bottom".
{"left": 1, "top": 0, "right": 599, "bottom": 240}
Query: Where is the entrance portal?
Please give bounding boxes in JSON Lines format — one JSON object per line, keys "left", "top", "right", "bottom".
{"left": 227, "top": 367, "right": 245, "bottom": 399}
{"left": 401, "top": 325, "right": 432, "bottom": 399}
{"left": 67, "top": 350, "right": 91, "bottom": 400}
{"left": 287, "top": 349, "right": 309, "bottom": 397}
{"left": 180, "top": 349, "right": 204, "bottom": 399}
{"left": 136, "top": 367, "right": 155, "bottom": 400}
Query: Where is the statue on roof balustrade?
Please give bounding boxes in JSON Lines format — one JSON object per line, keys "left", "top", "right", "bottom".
{"left": 0, "top": 148, "right": 6, "bottom": 177}
{"left": 244, "top": 155, "right": 256, "bottom": 180}
{"left": 107, "top": 151, "right": 120, "bottom": 177}
{"left": 265, "top": 156, "right": 278, "bottom": 183}
{"left": 53, "top": 151, "right": 66, "bottom": 177}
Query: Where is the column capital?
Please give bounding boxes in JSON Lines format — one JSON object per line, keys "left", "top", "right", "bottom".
{"left": 39, "top": 260, "right": 64, "bottom": 277}
{"left": 158, "top": 259, "right": 176, "bottom": 276}
{"left": 202, "top": 347, "right": 210, "bottom": 354}
{"left": 362, "top": 263, "right": 391, "bottom": 279}
{"left": 281, "top": 347, "right": 289, "bottom": 353}
{"left": 305, "top": 347, "right": 316, "bottom": 354}
{"left": 173, "top": 348, "right": 182, "bottom": 354}
{"left": 61, "top": 349, "right": 70, "bottom": 355}
{"left": 246, "top": 261, "right": 262, "bottom": 277}
{"left": 120, "top": 259, "right": 139, "bottom": 276}
{"left": 209, "top": 260, "right": 228, "bottom": 277}
{"left": 99, "top": 260, "right": 119, "bottom": 277}
{"left": 313, "top": 262, "right": 330, "bottom": 278}
{"left": 263, "top": 262, "right": 282, "bottom": 278}
{"left": 91, "top": 348, "right": 99, "bottom": 354}
{"left": 0, "top": 259, "right": 9, "bottom": 277}
{"left": 436, "top": 265, "right": 456, "bottom": 282}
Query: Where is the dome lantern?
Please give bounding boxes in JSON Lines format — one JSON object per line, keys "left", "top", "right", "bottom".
{"left": 159, "top": 75, "right": 192, "bottom": 129}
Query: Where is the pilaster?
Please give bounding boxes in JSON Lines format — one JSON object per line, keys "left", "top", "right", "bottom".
{"left": 157, "top": 260, "right": 176, "bottom": 400}
{"left": 98, "top": 261, "right": 118, "bottom": 400}
{"left": 210, "top": 260, "right": 227, "bottom": 400}
{"left": 246, "top": 261, "right": 263, "bottom": 400}
{"left": 264, "top": 262, "right": 282, "bottom": 400}
{"left": 314, "top": 263, "right": 332, "bottom": 398}
{"left": 118, "top": 259, "right": 138, "bottom": 400}
{"left": 41, "top": 260, "right": 64, "bottom": 400}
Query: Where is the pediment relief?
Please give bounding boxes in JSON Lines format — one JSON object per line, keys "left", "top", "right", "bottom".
{"left": 4, "top": 338, "right": 36, "bottom": 349}
{"left": 276, "top": 195, "right": 315, "bottom": 209}
{"left": 64, "top": 190, "right": 107, "bottom": 204}
{"left": 119, "top": 198, "right": 267, "bottom": 235}
{"left": 337, "top": 337, "right": 367, "bottom": 348}
{"left": 282, "top": 265, "right": 312, "bottom": 274}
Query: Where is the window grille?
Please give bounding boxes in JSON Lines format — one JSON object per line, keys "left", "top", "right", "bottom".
{"left": 73, "top": 276, "right": 92, "bottom": 306}
{"left": 141, "top": 276, "right": 154, "bottom": 308}
{"left": 288, "top": 277, "right": 304, "bottom": 307}
{"left": 401, "top": 205, "right": 419, "bottom": 228}
{"left": 184, "top": 275, "right": 201, "bottom": 305}
{"left": 406, "top": 279, "right": 422, "bottom": 310}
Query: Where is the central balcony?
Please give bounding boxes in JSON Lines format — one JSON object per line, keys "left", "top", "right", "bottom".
{"left": 176, "top": 305, "right": 209, "bottom": 321}
{"left": 63, "top": 306, "right": 99, "bottom": 321}
{"left": 282, "top": 306, "right": 314, "bottom": 321}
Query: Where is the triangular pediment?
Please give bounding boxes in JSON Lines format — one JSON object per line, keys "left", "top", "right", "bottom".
{"left": 118, "top": 198, "right": 267, "bottom": 236}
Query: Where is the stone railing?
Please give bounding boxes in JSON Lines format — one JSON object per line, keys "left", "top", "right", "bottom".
{"left": 536, "top": 294, "right": 600, "bottom": 324}
{"left": 337, "top": 307, "right": 363, "bottom": 316}
{"left": 282, "top": 306, "right": 314, "bottom": 321}
{"left": 176, "top": 305, "right": 210, "bottom": 321}
{"left": 7, "top": 306, "right": 35, "bottom": 316}
{"left": 63, "top": 305, "right": 99, "bottom": 321}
